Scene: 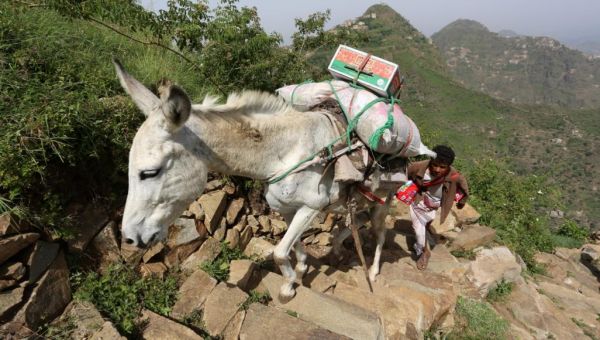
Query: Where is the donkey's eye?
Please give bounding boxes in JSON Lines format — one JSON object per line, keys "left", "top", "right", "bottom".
{"left": 139, "top": 169, "right": 161, "bottom": 180}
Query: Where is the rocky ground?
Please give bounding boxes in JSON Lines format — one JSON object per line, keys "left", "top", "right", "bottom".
{"left": 1, "top": 177, "right": 600, "bottom": 339}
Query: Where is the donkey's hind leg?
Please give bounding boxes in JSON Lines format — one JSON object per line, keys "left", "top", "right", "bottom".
{"left": 273, "top": 205, "right": 320, "bottom": 300}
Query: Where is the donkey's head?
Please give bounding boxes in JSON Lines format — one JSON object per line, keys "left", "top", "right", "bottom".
{"left": 114, "top": 60, "right": 207, "bottom": 248}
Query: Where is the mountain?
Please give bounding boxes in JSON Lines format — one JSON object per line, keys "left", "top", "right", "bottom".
{"left": 311, "top": 5, "right": 599, "bottom": 227}
{"left": 432, "top": 19, "right": 600, "bottom": 109}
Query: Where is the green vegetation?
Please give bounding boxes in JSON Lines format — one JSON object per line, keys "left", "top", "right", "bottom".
{"left": 449, "top": 297, "right": 509, "bottom": 340}
{"left": 486, "top": 280, "right": 514, "bottom": 303}
{"left": 37, "top": 317, "right": 77, "bottom": 340}
{"left": 451, "top": 249, "right": 476, "bottom": 260}
{"left": 286, "top": 310, "right": 299, "bottom": 318}
{"left": 463, "top": 159, "right": 559, "bottom": 268}
{"left": 201, "top": 242, "right": 249, "bottom": 281}
{"left": 72, "top": 264, "right": 178, "bottom": 335}
{"left": 239, "top": 290, "right": 271, "bottom": 311}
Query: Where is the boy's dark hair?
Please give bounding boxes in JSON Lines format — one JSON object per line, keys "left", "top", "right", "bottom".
{"left": 432, "top": 145, "right": 455, "bottom": 165}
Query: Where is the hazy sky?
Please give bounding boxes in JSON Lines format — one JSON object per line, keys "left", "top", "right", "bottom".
{"left": 141, "top": 1, "right": 600, "bottom": 43}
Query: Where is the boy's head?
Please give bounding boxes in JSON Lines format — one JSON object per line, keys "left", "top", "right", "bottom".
{"left": 429, "top": 145, "right": 455, "bottom": 178}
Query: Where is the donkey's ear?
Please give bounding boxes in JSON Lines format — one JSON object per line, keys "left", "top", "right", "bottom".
{"left": 159, "top": 83, "right": 191, "bottom": 131}
{"left": 113, "top": 58, "right": 161, "bottom": 117}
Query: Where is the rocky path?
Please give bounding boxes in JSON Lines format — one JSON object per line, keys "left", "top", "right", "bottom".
{"left": 1, "top": 180, "right": 600, "bottom": 339}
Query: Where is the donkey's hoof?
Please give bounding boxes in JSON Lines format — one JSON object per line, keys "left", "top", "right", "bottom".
{"left": 278, "top": 286, "right": 296, "bottom": 303}
{"left": 369, "top": 269, "right": 379, "bottom": 283}
{"left": 295, "top": 264, "right": 308, "bottom": 278}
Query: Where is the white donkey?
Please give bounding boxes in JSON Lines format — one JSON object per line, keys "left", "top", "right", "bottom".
{"left": 115, "top": 60, "right": 396, "bottom": 299}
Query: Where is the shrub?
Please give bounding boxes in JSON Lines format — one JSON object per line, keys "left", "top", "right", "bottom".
{"left": 239, "top": 290, "right": 271, "bottom": 311}
{"left": 486, "top": 280, "right": 514, "bottom": 302}
{"left": 462, "top": 159, "right": 562, "bottom": 268}
{"left": 201, "top": 242, "right": 249, "bottom": 281}
{"left": 72, "top": 264, "right": 178, "bottom": 335}
{"left": 449, "top": 296, "right": 509, "bottom": 340}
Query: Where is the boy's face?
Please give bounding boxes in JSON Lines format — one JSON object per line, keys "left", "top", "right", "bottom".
{"left": 429, "top": 159, "right": 451, "bottom": 178}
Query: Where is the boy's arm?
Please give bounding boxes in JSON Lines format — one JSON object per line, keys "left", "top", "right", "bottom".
{"left": 407, "top": 161, "right": 426, "bottom": 187}
{"left": 456, "top": 173, "right": 469, "bottom": 209}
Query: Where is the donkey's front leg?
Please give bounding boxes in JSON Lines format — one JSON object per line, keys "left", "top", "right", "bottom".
{"left": 369, "top": 193, "right": 393, "bottom": 282}
{"left": 273, "top": 205, "right": 320, "bottom": 300}
{"left": 293, "top": 240, "right": 308, "bottom": 277}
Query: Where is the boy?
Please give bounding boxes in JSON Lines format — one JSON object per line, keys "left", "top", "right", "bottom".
{"left": 407, "top": 145, "right": 469, "bottom": 270}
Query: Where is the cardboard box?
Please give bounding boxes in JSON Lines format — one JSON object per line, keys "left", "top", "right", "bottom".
{"left": 328, "top": 45, "right": 402, "bottom": 98}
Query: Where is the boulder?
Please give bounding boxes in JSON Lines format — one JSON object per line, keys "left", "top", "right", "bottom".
{"left": 204, "top": 179, "right": 225, "bottom": 192}
{"left": 247, "top": 215, "right": 260, "bottom": 233}
{"left": 239, "top": 226, "right": 253, "bottom": 251}
{"left": 448, "top": 225, "right": 496, "bottom": 251}
{"left": 9, "top": 251, "right": 71, "bottom": 331}
{"left": 213, "top": 218, "right": 227, "bottom": 241}
{"left": 0, "top": 262, "right": 25, "bottom": 281}
{"left": 141, "top": 309, "right": 202, "bottom": 340}
{"left": 0, "top": 213, "right": 23, "bottom": 237}
{"left": 0, "top": 279, "right": 18, "bottom": 291}
{"left": 199, "top": 190, "right": 228, "bottom": 234}
{"left": 120, "top": 241, "right": 144, "bottom": 266}
{"left": 202, "top": 282, "right": 248, "bottom": 337}
{"left": 182, "top": 237, "right": 221, "bottom": 272}
{"left": 27, "top": 241, "right": 60, "bottom": 284}
{"left": 301, "top": 267, "right": 337, "bottom": 293}
{"left": 315, "top": 232, "right": 333, "bottom": 246}
{"left": 188, "top": 201, "right": 205, "bottom": 221}
{"left": 239, "top": 303, "right": 349, "bottom": 340}
{"left": 0, "top": 233, "right": 39, "bottom": 265}
{"left": 225, "top": 228, "right": 240, "bottom": 249}
{"left": 242, "top": 238, "right": 274, "bottom": 260}
{"left": 334, "top": 260, "right": 458, "bottom": 338}
{"left": 0, "top": 287, "right": 24, "bottom": 319}
{"left": 537, "top": 279, "right": 600, "bottom": 334}
{"left": 90, "top": 321, "right": 125, "bottom": 340}
{"left": 430, "top": 211, "right": 457, "bottom": 236}
{"left": 90, "top": 222, "right": 120, "bottom": 273}
{"left": 452, "top": 203, "right": 481, "bottom": 225}
{"left": 466, "top": 246, "right": 522, "bottom": 297}
{"left": 494, "top": 280, "right": 587, "bottom": 339}
{"left": 258, "top": 215, "right": 271, "bottom": 234}
{"left": 270, "top": 219, "right": 287, "bottom": 237}
{"left": 319, "top": 213, "right": 337, "bottom": 232}
{"left": 67, "top": 205, "right": 109, "bottom": 252}
{"left": 140, "top": 262, "right": 168, "bottom": 279}
{"left": 233, "top": 215, "right": 248, "bottom": 232}
{"left": 581, "top": 245, "right": 600, "bottom": 262}
{"left": 57, "top": 300, "right": 105, "bottom": 339}
{"left": 226, "top": 198, "right": 245, "bottom": 225}
{"left": 167, "top": 218, "right": 202, "bottom": 248}
{"left": 171, "top": 269, "right": 218, "bottom": 320}
{"left": 164, "top": 239, "right": 203, "bottom": 268}
{"left": 260, "top": 271, "right": 383, "bottom": 340}
{"left": 227, "top": 259, "right": 256, "bottom": 290}
{"left": 142, "top": 242, "right": 165, "bottom": 263}
{"left": 223, "top": 310, "right": 245, "bottom": 340}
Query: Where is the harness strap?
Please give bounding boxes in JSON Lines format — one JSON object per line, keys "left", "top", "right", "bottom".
{"left": 357, "top": 185, "right": 385, "bottom": 205}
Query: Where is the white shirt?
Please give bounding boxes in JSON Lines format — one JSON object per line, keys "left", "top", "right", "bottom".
{"left": 421, "top": 169, "right": 443, "bottom": 210}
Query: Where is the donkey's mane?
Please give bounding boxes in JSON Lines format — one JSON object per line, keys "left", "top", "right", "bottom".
{"left": 191, "top": 90, "right": 296, "bottom": 118}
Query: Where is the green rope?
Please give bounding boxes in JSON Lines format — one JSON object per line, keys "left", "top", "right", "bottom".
{"left": 367, "top": 96, "right": 395, "bottom": 150}
{"left": 290, "top": 80, "right": 314, "bottom": 107}
{"left": 269, "top": 79, "right": 399, "bottom": 184}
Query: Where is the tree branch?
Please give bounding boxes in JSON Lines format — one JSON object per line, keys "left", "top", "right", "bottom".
{"left": 87, "top": 17, "right": 227, "bottom": 96}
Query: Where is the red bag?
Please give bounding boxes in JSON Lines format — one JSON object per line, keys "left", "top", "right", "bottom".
{"left": 454, "top": 187, "right": 465, "bottom": 203}
{"left": 395, "top": 181, "right": 418, "bottom": 205}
